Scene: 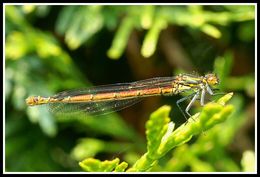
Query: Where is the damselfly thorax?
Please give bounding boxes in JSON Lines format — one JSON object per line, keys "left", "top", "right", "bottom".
{"left": 26, "top": 73, "right": 219, "bottom": 118}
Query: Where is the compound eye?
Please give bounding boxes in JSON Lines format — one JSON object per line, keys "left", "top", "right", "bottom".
{"left": 208, "top": 76, "right": 218, "bottom": 85}
{"left": 205, "top": 74, "right": 219, "bottom": 86}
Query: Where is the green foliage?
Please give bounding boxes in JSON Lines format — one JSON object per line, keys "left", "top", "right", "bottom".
{"left": 8, "top": 5, "right": 254, "bottom": 59}
{"left": 79, "top": 93, "right": 234, "bottom": 172}
{"left": 5, "top": 4, "right": 255, "bottom": 172}
{"left": 71, "top": 138, "right": 134, "bottom": 161}
{"left": 107, "top": 5, "right": 255, "bottom": 59}
{"left": 79, "top": 158, "right": 128, "bottom": 172}
{"left": 56, "top": 6, "right": 104, "bottom": 49}
{"left": 107, "top": 14, "right": 136, "bottom": 59}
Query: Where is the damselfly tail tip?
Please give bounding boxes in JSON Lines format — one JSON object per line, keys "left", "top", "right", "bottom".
{"left": 26, "top": 96, "right": 44, "bottom": 106}
{"left": 26, "top": 96, "right": 36, "bottom": 106}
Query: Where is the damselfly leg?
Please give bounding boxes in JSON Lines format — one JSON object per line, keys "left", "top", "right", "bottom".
{"left": 176, "top": 92, "right": 196, "bottom": 120}
{"left": 176, "top": 81, "right": 218, "bottom": 121}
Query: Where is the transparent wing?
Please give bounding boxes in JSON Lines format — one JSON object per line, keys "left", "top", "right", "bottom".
{"left": 49, "top": 98, "right": 143, "bottom": 116}
{"left": 52, "top": 77, "right": 174, "bottom": 99}
{"left": 48, "top": 77, "right": 175, "bottom": 116}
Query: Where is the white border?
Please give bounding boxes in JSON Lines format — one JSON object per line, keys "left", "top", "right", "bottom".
{"left": 3, "top": 3, "right": 257, "bottom": 174}
{"left": 3, "top": 3, "right": 258, "bottom": 5}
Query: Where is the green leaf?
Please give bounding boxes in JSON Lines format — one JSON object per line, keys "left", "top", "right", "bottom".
{"left": 79, "top": 158, "right": 127, "bottom": 172}
{"left": 5, "top": 31, "right": 32, "bottom": 60}
{"left": 5, "top": 5, "right": 27, "bottom": 27}
{"left": 158, "top": 97, "right": 234, "bottom": 156}
{"left": 71, "top": 138, "right": 133, "bottom": 161}
{"left": 214, "top": 51, "right": 233, "bottom": 89}
{"left": 129, "top": 93, "right": 234, "bottom": 172}
{"left": 190, "top": 158, "right": 215, "bottom": 172}
{"left": 114, "top": 162, "right": 128, "bottom": 172}
{"left": 107, "top": 16, "right": 135, "bottom": 59}
{"left": 140, "top": 6, "right": 155, "bottom": 29}
{"left": 65, "top": 114, "right": 143, "bottom": 143}
{"left": 141, "top": 16, "right": 167, "bottom": 58}
{"left": 55, "top": 6, "right": 78, "bottom": 35}
{"left": 146, "top": 105, "right": 171, "bottom": 157}
{"left": 71, "top": 138, "right": 104, "bottom": 161}
{"left": 64, "top": 6, "right": 104, "bottom": 50}
{"left": 200, "top": 24, "right": 222, "bottom": 38}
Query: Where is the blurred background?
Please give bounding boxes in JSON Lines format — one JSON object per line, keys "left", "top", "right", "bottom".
{"left": 4, "top": 4, "right": 255, "bottom": 172}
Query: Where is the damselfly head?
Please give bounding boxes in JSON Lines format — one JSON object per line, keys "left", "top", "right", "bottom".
{"left": 205, "top": 73, "right": 219, "bottom": 86}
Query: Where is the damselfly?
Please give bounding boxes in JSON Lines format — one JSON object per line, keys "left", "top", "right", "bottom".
{"left": 26, "top": 73, "right": 219, "bottom": 118}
